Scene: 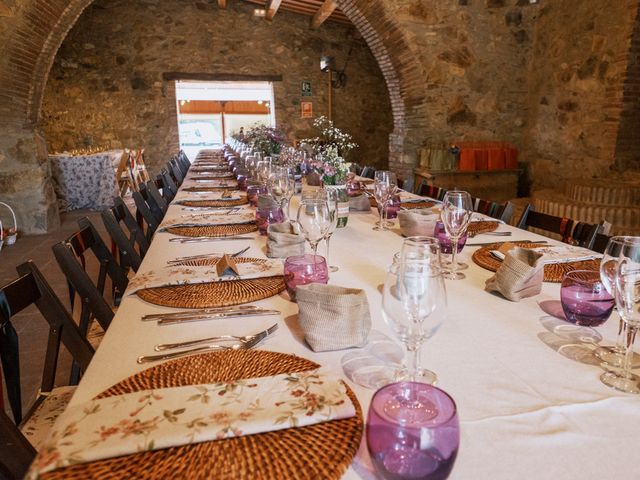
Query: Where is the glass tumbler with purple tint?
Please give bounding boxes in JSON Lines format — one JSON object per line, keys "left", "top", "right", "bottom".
{"left": 283, "top": 254, "right": 329, "bottom": 301}
{"left": 434, "top": 221, "right": 466, "bottom": 254}
{"left": 246, "top": 183, "right": 267, "bottom": 207}
{"left": 367, "top": 382, "right": 460, "bottom": 480}
{"left": 560, "top": 270, "right": 614, "bottom": 327}
{"left": 256, "top": 206, "right": 285, "bottom": 235}
{"left": 383, "top": 194, "right": 401, "bottom": 220}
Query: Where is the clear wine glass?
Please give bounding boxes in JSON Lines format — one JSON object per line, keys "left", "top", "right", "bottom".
{"left": 268, "top": 166, "right": 295, "bottom": 221}
{"left": 440, "top": 191, "right": 473, "bottom": 280}
{"left": 373, "top": 171, "right": 397, "bottom": 232}
{"left": 382, "top": 260, "right": 447, "bottom": 385}
{"left": 323, "top": 188, "right": 339, "bottom": 272}
{"left": 296, "top": 199, "right": 331, "bottom": 258}
{"left": 595, "top": 236, "right": 640, "bottom": 367}
{"left": 601, "top": 237, "right": 640, "bottom": 394}
{"left": 400, "top": 236, "right": 442, "bottom": 267}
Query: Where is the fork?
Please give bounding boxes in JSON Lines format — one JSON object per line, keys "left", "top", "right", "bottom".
{"left": 468, "top": 231, "right": 512, "bottom": 238}
{"left": 136, "top": 333, "right": 266, "bottom": 364}
{"left": 166, "top": 246, "right": 250, "bottom": 264}
{"left": 154, "top": 323, "right": 278, "bottom": 351}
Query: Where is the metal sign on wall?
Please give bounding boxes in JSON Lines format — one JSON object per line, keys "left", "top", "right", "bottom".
{"left": 301, "top": 81, "right": 312, "bottom": 97}
{"left": 301, "top": 102, "right": 313, "bottom": 118}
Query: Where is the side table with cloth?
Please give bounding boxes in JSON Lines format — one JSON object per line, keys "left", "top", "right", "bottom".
{"left": 49, "top": 150, "right": 122, "bottom": 211}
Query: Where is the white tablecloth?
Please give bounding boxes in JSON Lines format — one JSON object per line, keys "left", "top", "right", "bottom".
{"left": 69, "top": 177, "right": 640, "bottom": 479}
{"left": 49, "top": 150, "right": 122, "bottom": 211}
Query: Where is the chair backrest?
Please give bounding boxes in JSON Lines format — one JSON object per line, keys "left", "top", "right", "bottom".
{"left": 101, "top": 198, "right": 147, "bottom": 272}
{"left": 473, "top": 198, "right": 514, "bottom": 223}
{"left": 175, "top": 152, "right": 190, "bottom": 177}
{"left": 417, "top": 182, "right": 447, "bottom": 201}
{"left": 0, "top": 261, "right": 94, "bottom": 426}
{"left": 398, "top": 176, "right": 415, "bottom": 194}
{"left": 1, "top": 409, "right": 36, "bottom": 479}
{"left": 168, "top": 159, "right": 184, "bottom": 186}
{"left": 361, "top": 166, "right": 375, "bottom": 179}
{"left": 146, "top": 180, "right": 168, "bottom": 215}
{"left": 516, "top": 204, "right": 598, "bottom": 246}
{"left": 591, "top": 232, "right": 611, "bottom": 254}
{"left": 52, "top": 218, "right": 127, "bottom": 337}
{"left": 160, "top": 168, "right": 178, "bottom": 203}
{"left": 132, "top": 186, "right": 164, "bottom": 243}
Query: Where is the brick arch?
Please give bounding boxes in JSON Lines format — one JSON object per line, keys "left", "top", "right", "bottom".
{"left": 2, "top": 0, "right": 424, "bottom": 168}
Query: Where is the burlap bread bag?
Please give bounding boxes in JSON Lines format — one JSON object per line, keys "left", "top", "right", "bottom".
{"left": 485, "top": 247, "right": 544, "bottom": 301}
{"left": 296, "top": 283, "right": 371, "bottom": 352}
{"left": 349, "top": 195, "right": 371, "bottom": 211}
{"left": 398, "top": 208, "right": 439, "bottom": 237}
{"left": 266, "top": 222, "right": 305, "bottom": 258}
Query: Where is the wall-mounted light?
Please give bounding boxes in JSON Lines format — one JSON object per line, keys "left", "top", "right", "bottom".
{"left": 254, "top": 8, "right": 266, "bottom": 17}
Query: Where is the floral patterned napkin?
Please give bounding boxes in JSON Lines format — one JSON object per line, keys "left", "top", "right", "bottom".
{"left": 175, "top": 190, "right": 243, "bottom": 202}
{"left": 126, "top": 259, "right": 283, "bottom": 295}
{"left": 27, "top": 370, "right": 355, "bottom": 479}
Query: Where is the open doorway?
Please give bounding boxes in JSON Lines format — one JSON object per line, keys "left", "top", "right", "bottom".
{"left": 175, "top": 81, "right": 276, "bottom": 160}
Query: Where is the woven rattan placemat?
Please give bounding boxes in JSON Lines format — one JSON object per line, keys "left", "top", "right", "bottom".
{"left": 42, "top": 350, "right": 362, "bottom": 480}
{"left": 472, "top": 241, "right": 600, "bottom": 282}
{"left": 467, "top": 221, "right": 499, "bottom": 236}
{"left": 166, "top": 223, "right": 257, "bottom": 238}
{"left": 137, "top": 276, "right": 285, "bottom": 308}
{"left": 183, "top": 184, "right": 238, "bottom": 192}
{"left": 180, "top": 198, "right": 249, "bottom": 208}
{"left": 190, "top": 174, "right": 235, "bottom": 180}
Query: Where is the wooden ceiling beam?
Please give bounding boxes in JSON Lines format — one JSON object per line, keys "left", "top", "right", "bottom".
{"left": 218, "top": 0, "right": 227, "bottom": 8}
{"left": 265, "top": 0, "right": 283, "bottom": 20}
{"left": 310, "top": 0, "right": 337, "bottom": 30}
{"left": 0, "top": 1, "right": 13, "bottom": 16}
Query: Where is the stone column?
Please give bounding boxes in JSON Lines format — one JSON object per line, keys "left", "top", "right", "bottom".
{"left": 0, "top": 125, "right": 60, "bottom": 234}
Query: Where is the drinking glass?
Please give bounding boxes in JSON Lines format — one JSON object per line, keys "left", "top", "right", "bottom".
{"left": 323, "top": 188, "right": 340, "bottom": 272}
{"left": 595, "top": 236, "right": 640, "bottom": 366}
{"left": 400, "top": 236, "right": 442, "bottom": 266}
{"left": 382, "top": 261, "right": 447, "bottom": 385}
{"left": 296, "top": 199, "right": 331, "bottom": 257}
{"left": 560, "top": 270, "right": 614, "bottom": 326}
{"left": 268, "top": 166, "right": 295, "bottom": 221}
{"left": 440, "top": 191, "right": 473, "bottom": 280}
{"left": 601, "top": 238, "right": 640, "bottom": 394}
{"left": 367, "top": 382, "right": 459, "bottom": 480}
{"left": 373, "top": 171, "right": 397, "bottom": 231}
{"left": 283, "top": 254, "right": 329, "bottom": 301}
{"left": 255, "top": 205, "right": 285, "bottom": 235}
{"left": 434, "top": 221, "right": 469, "bottom": 272}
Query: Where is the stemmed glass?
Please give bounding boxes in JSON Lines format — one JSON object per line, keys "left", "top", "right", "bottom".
{"left": 296, "top": 199, "right": 331, "bottom": 258}
{"left": 600, "top": 237, "right": 640, "bottom": 393}
{"left": 595, "top": 236, "right": 640, "bottom": 367}
{"left": 382, "top": 260, "right": 447, "bottom": 385}
{"left": 268, "top": 166, "right": 295, "bottom": 221}
{"left": 323, "top": 188, "right": 339, "bottom": 272}
{"left": 440, "top": 191, "right": 473, "bottom": 280}
{"left": 373, "top": 171, "right": 397, "bottom": 231}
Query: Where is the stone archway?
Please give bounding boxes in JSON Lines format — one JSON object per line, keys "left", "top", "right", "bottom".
{"left": 0, "top": 0, "right": 425, "bottom": 233}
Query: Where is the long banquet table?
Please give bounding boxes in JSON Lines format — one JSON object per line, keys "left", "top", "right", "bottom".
{"left": 68, "top": 153, "right": 640, "bottom": 479}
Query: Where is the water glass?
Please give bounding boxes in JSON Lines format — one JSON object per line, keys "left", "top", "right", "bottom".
{"left": 440, "top": 191, "right": 473, "bottom": 280}
{"left": 434, "top": 221, "right": 466, "bottom": 254}
{"left": 246, "top": 183, "right": 267, "bottom": 207}
{"left": 367, "top": 382, "right": 459, "bottom": 480}
{"left": 560, "top": 270, "right": 614, "bottom": 327}
{"left": 283, "top": 254, "right": 329, "bottom": 301}
{"left": 373, "top": 171, "right": 397, "bottom": 231}
{"left": 255, "top": 205, "right": 285, "bottom": 235}
{"left": 296, "top": 199, "right": 331, "bottom": 257}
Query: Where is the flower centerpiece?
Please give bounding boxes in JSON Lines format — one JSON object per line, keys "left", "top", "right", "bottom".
{"left": 243, "top": 124, "right": 288, "bottom": 156}
{"left": 300, "top": 116, "right": 358, "bottom": 185}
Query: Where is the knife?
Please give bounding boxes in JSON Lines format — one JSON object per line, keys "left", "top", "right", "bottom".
{"left": 142, "top": 305, "right": 262, "bottom": 321}
{"left": 169, "top": 236, "right": 254, "bottom": 243}
{"left": 156, "top": 309, "right": 280, "bottom": 326}
{"left": 466, "top": 240, "right": 550, "bottom": 247}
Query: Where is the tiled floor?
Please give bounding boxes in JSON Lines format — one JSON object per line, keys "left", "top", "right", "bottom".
{"left": 1, "top": 209, "right": 108, "bottom": 420}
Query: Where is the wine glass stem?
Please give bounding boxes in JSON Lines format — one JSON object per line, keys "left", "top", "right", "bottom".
{"left": 615, "top": 316, "right": 625, "bottom": 352}
{"left": 379, "top": 200, "right": 386, "bottom": 228}
{"left": 450, "top": 236, "right": 459, "bottom": 275}
{"left": 622, "top": 323, "right": 637, "bottom": 378}
{"left": 406, "top": 346, "right": 419, "bottom": 382}
{"left": 325, "top": 234, "right": 331, "bottom": 266}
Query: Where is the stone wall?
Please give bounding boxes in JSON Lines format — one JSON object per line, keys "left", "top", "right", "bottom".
{"left": 41, "top": 0, "right": 393, "bottom": 172}
{"left": 524, "top": 0, "right": 640, "bottom": 190}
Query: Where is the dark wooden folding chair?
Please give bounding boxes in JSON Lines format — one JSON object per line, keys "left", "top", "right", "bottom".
{"left": 169, "top": 158, "right": 185, "bottom": 186}
{"left": 473, "top": 198, "right": 514, "bottom": 223}
{"left": 101, "top": 197, "right": 148, "bottom": 272}
{"left": 0, "top": 261, "right": 94, "bottom": 478}
{"left": 398, "top": 176, "right": 415, "bottom": 194}
{"left": 417, "top": 182, "right": 447, "bottom": 201}
{"left": 147, "top": 179, "right": 168, "bottom": 215}
{"left": 52, "top": 217, "right": 127, "bottom": 382}
{"left": 516, "top": 204, "right": 598, "bottom": 247}
{"left": 160, "top": 168, "right": 178, "bottom": 203}
{"left": 176, "top": 151, "right": 191, "bottom": 176}
{"left": 132, "top": 185, "right": 164, "bottom": 244}
{"left": 361, "top": 166, "right": 376, "bottom": 179}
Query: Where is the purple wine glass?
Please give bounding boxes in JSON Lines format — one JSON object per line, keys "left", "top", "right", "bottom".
{"left": 383, "top": 194, "right": 401, "bottom": 220}
{"left": 433, "top": 221, "right": 466, "bottom": 254}
{"left": 367, "top": 382, "right": 459, "bottom": 480}
{"left": 256, "top": 206, "right": 285, "bottom": 235}
{"left": 560, "top": 270, "right": 614, "bottom": 327}
{"left": 283, "top": 254, "right": 329, "bottom": 301}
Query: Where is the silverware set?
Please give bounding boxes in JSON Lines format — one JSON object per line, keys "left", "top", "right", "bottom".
{"left": 153, "top": 323, "right": 279, "bottom": 351}
{"left": 136, "top": 324, "right": 278, "bottom": 364}
{"left": 169, "top": 235, "right": 255, "bottom": 243}
{"left": 166, "top": 246, "right": 250, "bottom": 265}
{"left": 142, "top": 305, "right": 280, "bottom": 325}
